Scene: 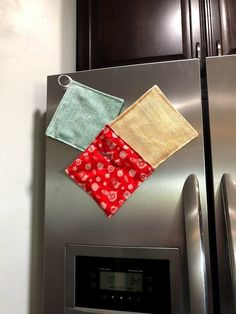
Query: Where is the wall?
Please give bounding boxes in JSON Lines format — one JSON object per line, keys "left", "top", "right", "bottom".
{"left": 0, "top": 1, "right": 76, "bottom": 313}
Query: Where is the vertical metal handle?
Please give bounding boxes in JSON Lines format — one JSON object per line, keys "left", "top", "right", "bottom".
{"left": 183, "top": 174, "right": 208, "bottom": 314}
{"left": 221, "top": 174, "right": 236, "bottom": 308}
{"left": 196, "top": 43, "right": 201, "bottom": 59}
{"left": 216, "top": 41, "right": 222, "bottom": 56}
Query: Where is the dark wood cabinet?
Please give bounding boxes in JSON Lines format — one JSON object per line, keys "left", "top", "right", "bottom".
{"left": 76, "top": 0, "right": 201, "bottom": 70}
{"left": 220, "top": 0, "right": 236, "bottom": 55}
{"left": 92, "top": 0, "right": 190, "bottom": 67}
{"left": 206, "top": 0, "right": 236, "bottom": 56}
{"left": 76, "top": 0, "right": 236, "bottom": 70}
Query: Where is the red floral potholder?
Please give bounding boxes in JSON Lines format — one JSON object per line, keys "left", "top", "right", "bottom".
{"left": 65, "top": 125, "right": 154, "bottom": 217}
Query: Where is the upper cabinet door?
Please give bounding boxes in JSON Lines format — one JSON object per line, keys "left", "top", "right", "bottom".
{"left": 77, "top": 0, "right": 201, "bottom": 70}
{"left": 219, "top": 0, "right": 236, "bottom": 55}
{"left": 205, "top": 0, "right": 236, "bottom": 56}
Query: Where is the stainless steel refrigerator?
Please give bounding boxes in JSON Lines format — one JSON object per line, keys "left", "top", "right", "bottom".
{"left": 44, "top": 60, "right": 212, "bottom": 314}
{"left": 207, "top": 54, "right": 236, "bottom": 314}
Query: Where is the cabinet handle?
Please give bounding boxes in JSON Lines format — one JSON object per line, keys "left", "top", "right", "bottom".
{"left": 196, "top": 43, "right": 201, "bottom": 59}
{"left": 216, "top": 41, "right": 222, "bottom": 56}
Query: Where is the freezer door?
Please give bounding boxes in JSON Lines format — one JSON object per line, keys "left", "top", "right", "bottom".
{"left": 207, "top": 55, "right": 236, "bottom": 313}
{"left": 44, "top": 60, "right": 211, "bottom": 314}
{"left": 206, "top": 55, "right": 236, "bottom": 189}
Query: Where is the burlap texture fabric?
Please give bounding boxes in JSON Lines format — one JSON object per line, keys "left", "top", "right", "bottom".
{"left": 110, "top": 85, "right": 198, "bottom": 169}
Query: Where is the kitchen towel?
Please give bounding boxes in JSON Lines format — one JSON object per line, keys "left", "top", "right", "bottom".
{"left": 65, "top": 125, "right": 154, "bottom": 217}
{"left": 65, "top": 85, "right": 198, "bottom": 217}
{"left": 46, "top": 75, "right": 124, "bottom": 151}
{"left": 110, "top": 85, "right": 198, "bottom": 168}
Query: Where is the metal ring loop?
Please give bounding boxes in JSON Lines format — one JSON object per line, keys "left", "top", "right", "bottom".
{"left": 58, "top": 75, "right": 72, "bottom": 88}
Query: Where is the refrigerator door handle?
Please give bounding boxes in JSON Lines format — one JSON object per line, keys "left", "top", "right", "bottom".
{"left": 221, "top": 173, "right": 236, "bottom": 304}
{"left": 183, "top": 174, "right": 208, "bottom": 314}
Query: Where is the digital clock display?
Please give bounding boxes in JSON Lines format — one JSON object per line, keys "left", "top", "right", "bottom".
{"left": 100, "top": 271, "right": 143, "bottom": 292}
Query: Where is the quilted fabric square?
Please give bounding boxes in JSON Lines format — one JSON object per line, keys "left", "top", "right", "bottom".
{"left": 46, "top": 79, "right": 124, "bottom": 151}
{"left": 65, "top": 125, "right": 154, "bottom": 217}
{"left": 110, "top": 85, "right": 198, "bottom": 168}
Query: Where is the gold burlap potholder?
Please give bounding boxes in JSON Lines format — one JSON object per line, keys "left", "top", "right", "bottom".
{"left": 109, "top": 85, "right": 198, "bottom": 169}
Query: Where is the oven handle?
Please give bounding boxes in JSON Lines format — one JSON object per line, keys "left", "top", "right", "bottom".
{"left": 221, "top": 173, "right": 236, "bottom": 305}
{"left": 183, "top": 174, "right": 208, "bottom": 314}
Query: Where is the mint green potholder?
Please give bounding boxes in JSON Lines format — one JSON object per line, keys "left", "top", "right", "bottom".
{"left": 46, "top": 75, "right": 124, "bottom": 151}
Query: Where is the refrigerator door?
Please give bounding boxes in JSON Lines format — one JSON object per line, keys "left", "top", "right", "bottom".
{"left": 206, "top": 54, "right": 236, "bottom": 313}
{"left": 44, "top": 60, "right": 211, "bottom": 314}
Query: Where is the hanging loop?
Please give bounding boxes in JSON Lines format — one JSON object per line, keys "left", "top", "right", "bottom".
{"left": 58, "top": 75, "right": 73, "bottom": 88}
